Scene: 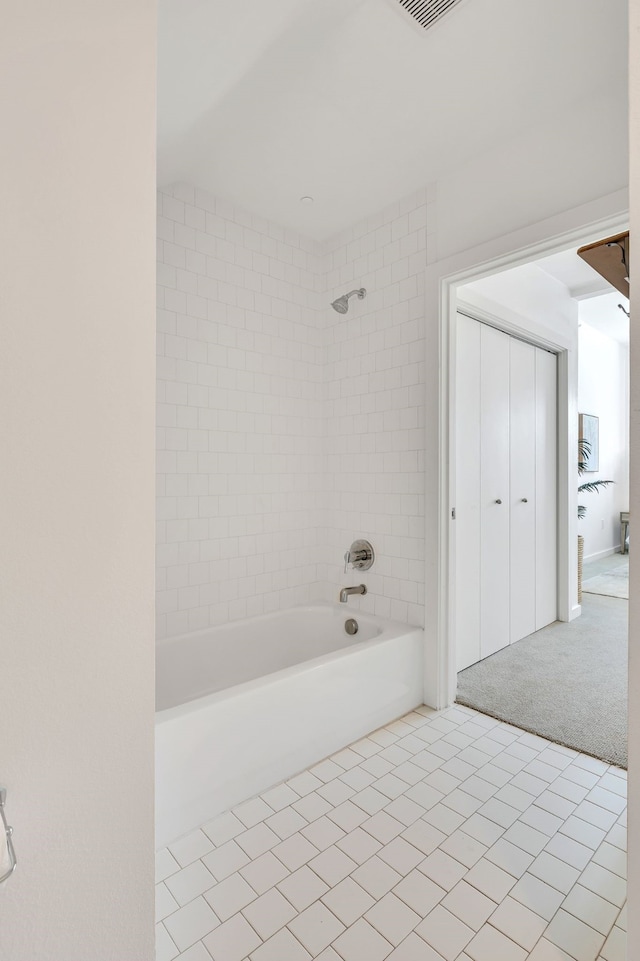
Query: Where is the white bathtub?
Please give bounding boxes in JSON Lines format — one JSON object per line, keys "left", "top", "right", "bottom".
{"left": 155, "top": 603, "right": 424, "bottom": 848}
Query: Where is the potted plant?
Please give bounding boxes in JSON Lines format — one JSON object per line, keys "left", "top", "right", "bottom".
{"left": 577, "top": 437, "right": 614, "bottom": 601}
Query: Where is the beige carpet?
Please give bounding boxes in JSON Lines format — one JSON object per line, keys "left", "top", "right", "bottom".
{"left": 456, "top": 592, "right": 628, "bottom": 768}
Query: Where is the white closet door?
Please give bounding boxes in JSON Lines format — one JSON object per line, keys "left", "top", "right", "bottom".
{"left": 509, "top": 338, "right": 537, "bottom": 643}
{"left": 480, "top": 325, "right": 510, "bottom": 660}
{"left": 536, "top": 348, "right": 558, "bottom": 629}
{"left": 455, "top": 314, "right": 481, "bottom": 671}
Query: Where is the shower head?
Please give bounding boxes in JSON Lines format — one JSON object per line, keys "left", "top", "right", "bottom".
{"left": 331, "top": 288, "right": 366, "bottom": 314}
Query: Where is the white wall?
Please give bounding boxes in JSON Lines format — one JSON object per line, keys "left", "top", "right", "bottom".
{"left": 627, "top": 2, "right": 640, "bottom": 956}
{"left": 578, "top": 320, "right": 629, "bottom": 559}
{"left": 156, "top": 184, "right": 325, "bottom": 637}
{"left": 0, "top": 4, "right": 156, "bottom": 960}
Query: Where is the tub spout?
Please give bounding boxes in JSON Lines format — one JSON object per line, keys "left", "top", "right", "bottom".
{"left": 339, "top": 584, "right": 367, "bottom": 603}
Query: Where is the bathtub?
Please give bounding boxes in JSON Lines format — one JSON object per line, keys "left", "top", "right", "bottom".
{"left": 155, "top": 603, "right": 424, "bottom": 848}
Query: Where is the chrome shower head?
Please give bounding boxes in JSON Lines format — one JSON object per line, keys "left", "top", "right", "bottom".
{"left": 330, "top": 288, "right": 366, "bottom": 314}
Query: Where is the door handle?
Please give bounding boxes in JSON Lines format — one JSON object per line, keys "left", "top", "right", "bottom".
{"left": 521, "top": 498, "right": 528, "bottom": 503}
{"left": 495, "top": 499, "right": 502, "bottom": 504}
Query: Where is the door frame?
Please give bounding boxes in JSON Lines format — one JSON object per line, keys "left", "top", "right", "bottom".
{"left": 425, "top": 200, "right": 629, "bottom": 709}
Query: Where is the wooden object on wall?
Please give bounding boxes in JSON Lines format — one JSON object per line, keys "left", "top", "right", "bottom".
{"left": 577, "top": 231, "right": 629, "bottom": 297}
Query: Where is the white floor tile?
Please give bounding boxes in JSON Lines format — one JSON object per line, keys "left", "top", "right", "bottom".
{"left": 301, "top": 815, "right": 345, "bottom": 851}
{"left": 168, "top": 829, "right": 214, "bottom": 868}
{"left": 176, "top": 942, "right": 211, "bottom": 961}
{"left": 464, "top": 858, "right": 515, "bottom": 903}
{"left": 465, "top": 923, "right": 527, "bottom": 961}
{"left": 484, "top": 838, "right": 533, "bottom": 878}
{"left": 288, "top": 901, "right": 346, "bottom": 954}
{"left": 192, "top": 823, "right": 242, "bottom": 872}
{"left": 545, "top": 908, "right": 606, "bottom": 961}
{"left": 600, "top": 924, "right": 626, "bottom": 961}
{"left": 156, "top": 848, "right": 180, "bottom": 884}
{"left": 235, "top": 822, "right": 280, "bottom": 859}
{"left": 292, "top": 791, "right": 333, "bottom": 822}
{"left": 240, "top": 850, "right": 289, "bottom": 893}
{"left": 203, "top": 872, "right": 256, "bottom": 921}
{"left": 365, "top": 891, "right": 421, "bottom": 945}
{"left": 592, "top": 841, "right": 627, "bottom": 879}
{"left": 332, "top": 917, "right": 394, "bottom": 961}
{"left": 321, "top": 876, "right": 375, "bottom": 926}
{"left": 527, "top": 937, "right": 575, "bottom": 960}
{"left": 387, "top": 931, "right": 447, "bottom": 960}
{"left": 544, "top": 832, "right": 593, "bottom": 871}
{"left": 440, "top": 830, "right": 487, "bottom": 868}
{"left": 241, "top": 887, "right": 296, "bottom": 940}
{"left": 308, "top": 844, "right": 357, "bottom": 886}
{"left": 202, "top": 810, "right": 245, "bottom": 846}
{"left": 509, "top": 872, "right": 564, "bottom": 922}
{"left": 528, "top": 852, "right": 580, "bottom": 895}
{"left": 277, "top": 864, "right": 329, "bottom": 912}
{"left": 156, "top": 883, "right": 179, "bottom": 922}
{"left": 337, "top": 826, "right": 383, "bottom": 863}
{"left": 156, "top": 923, "right": 179, "bottom": 961}
{"left": 503, "top": 821, "right": 549, "bottom": 857}
{"left": 378, "top": 837, "right": 425, "bottom": 876}
{"left": 260, "top": 782, "right": 299, "bottom": 812}
{"left": 271, "top": 833, "right": 319, "bottom": 873}
{"left": 265, "top": 806, "right": 307, "bottom": 840}
{"left": 250, "top": 928, "right": 311, "bottom": 961}
{"left": 165, "top": 861, "right": 216, "bottom": 907}
{"left": 562, "top": 883, "right": 619, "bottom": 936}
{"left": 318, "top": 778, "right": 356, "bottom": 806}
{"left": 415, "top": 905, "right": 474, "bottom": 961}
{"left": 164, "top": 898, "right": 220, "bottom": 952}
{"left": 352, "top": 855, "right": 403, "bottom": 899}
{"left": 442, "top": 880, "right": 496, "bottom": 931}
{"left": 233, "top": 796, "right": 274, "bottom": 829}
{"left": 326, "top": 799, "right": 368, "bottom": 832}
{"left": 203, "top": 913, "right": 261, "bottom": 961}
{"left": 488, "top": 895, "right": 547, "bottom": 950}
{"left": 159, "top": 705, "right": 627, "bottom": 961}
{"left": 340, "top": 766, "right": 377, "bottom": 791}
{"left": 418, "top": 849, "right": 467, "bottom": 891}
{"left": 579, "top": 862, "right": 626, "bottom": 907}
{"left": 360, "top": 811, "right": 405, "bottom": 843}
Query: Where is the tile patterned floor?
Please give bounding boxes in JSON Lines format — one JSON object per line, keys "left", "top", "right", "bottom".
{"left": 155, "top": 705, "right": 627, "bottom": 961}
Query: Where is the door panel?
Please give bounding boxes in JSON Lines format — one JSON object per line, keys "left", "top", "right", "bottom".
{"left": 509, "top": 339, "right": 537, "bottom": 643}
{"left": 455, "top": 314, "right": 481, "bottom": 671}
{"left": 536, "top": 348, "right": 558, "bottom": 629}
{"left": 480, "top": 325, "right": 511, "bottom": 659}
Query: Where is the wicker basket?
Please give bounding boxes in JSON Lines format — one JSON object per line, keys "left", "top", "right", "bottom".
{"left": 577, "top": 534, "right": 584, "bottom": 603}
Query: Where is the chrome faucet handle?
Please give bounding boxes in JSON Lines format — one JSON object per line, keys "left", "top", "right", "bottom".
{"left": 344, "top": 550, "right": 351, "bottom": 574}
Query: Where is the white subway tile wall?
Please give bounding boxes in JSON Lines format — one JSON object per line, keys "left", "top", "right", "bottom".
{"left": 156, "top": 183, "right": 434, "bottom": 637}
{"left": 321, "top": 190, "right": 431, "bottom": 625}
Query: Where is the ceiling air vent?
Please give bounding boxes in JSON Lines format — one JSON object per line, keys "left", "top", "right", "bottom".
{"left": 392, "top": 0, "right": 466, "bottom": 32}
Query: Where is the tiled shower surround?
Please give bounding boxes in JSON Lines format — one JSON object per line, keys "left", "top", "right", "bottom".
{"left": 156, "top": 184, "right": 432, "bottom": 637}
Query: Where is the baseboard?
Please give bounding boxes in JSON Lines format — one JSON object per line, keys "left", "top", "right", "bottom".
{"left": 570, "top": 604, "right": 582, "bottom": 621}
{"left": 583, "top": 546, "right": 620, "bottom": 563}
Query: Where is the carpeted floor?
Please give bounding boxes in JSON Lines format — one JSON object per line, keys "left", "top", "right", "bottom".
{"left": 456, "top": 592, "right": 628, "bottom": 768}
{"left": 582, "top": 551, "right": 629, "bottom": 599}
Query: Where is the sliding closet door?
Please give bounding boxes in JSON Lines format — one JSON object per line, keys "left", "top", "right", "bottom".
{"left": 509, "top": 339, "right": 537, "bottom": 643}
{"left": 455, "top": 313, "right": 558, "bottom": 673}
{"left": 455, "top": 314, "right": 482, "bottom": 672}
{"left": 479, "top": 325, "right": 510, "bottom": 660}
{"left": 535, "top": 348, "right": 558, "bottom": 629}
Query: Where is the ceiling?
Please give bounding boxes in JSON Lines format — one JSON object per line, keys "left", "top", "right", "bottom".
{"left": 158, "top": 0, "right": 628, "bottom": 240}
{"left": 537, "top": 249, "right": 629, "bottom": 344}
